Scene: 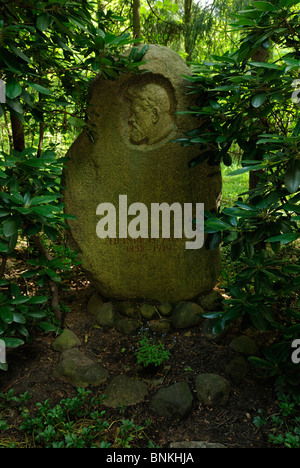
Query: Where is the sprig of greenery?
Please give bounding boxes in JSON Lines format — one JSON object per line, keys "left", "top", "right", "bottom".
{"left": 135, "top": 332, "right": 170, "bottom": 368}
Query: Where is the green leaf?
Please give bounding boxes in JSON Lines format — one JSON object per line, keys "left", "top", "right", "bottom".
{"left": 7, "top": 232, "right": 18, "bottom": 254}
{"left": 0, "top": 209, "right": 10, "bottom": 218}
{"left": 208, "top": 232, "right": 222, "bottom": 250}
{"left": 228, "top": 165, "right": 258, "bottom": 176}
{"left": 0, "top": 242, "right": 8, "bottom": 253}
{"left": 253, "top": 1, "right": 279, "bottom": 11}
{"left": 27, "top": 311, "right": 46, "bottom": 319}
{"left": 45, "top": 269, "right": 61, "bottom": 282}
{"left": 27, "top": 296, "right": 48, "bottom": 304}
{"left": 205, "top": 218, "right": 233, "bottom": 232}
{"left": 251, "top": 93, "right": 267, "bottom": 108}
{"left": 6, "top": 97, "right": 23, "bottom": 114}
{"left": 267, "top": 233, "right": 299, "bottom": 244}
{"left": 250, "top": 62, "right": 280, "bottom": 70}
{"left": 0, "top": 168, "right": 8, "bottom": 178}
{"left": 31, "top": 206, "right": 58, "bottom": 217}
{"left": 9, "top": 44, "right": 31, "bottom": 63}
{"left": 248, "top": 356, "right": 275, "bottom": 370}
{"left": 68, "top": 117, "right": 86, "bottom": 127}
{"left": 37, "top": 322, "right": 57, "bottom": 333}
{"left": 6, "top": 79, "right": 22, "bottom": 100}
{"left": 12, "top": 312, "right": 26, "bottom": 324}
{"left": 1, "top": 337, "right": 24, "bottom": 348}
{"left": 2, "top": 217, "right": 21, "bottom": 237}
{"left": 0, "top": 192, "right": 23, "bottom": 204}
{"left": 230, "top": 240, "right": 243, "bottom": 261}
{"left": 27, "top": 82, "right": 52, "bottom": 95}
{"left": 44, "top": 225, "right": 59, "bottom": 241}
{"left": 36, "top": 13, "right": 53, "bottom": 32}
{"left": 21, "top": 159, "right": 48, "bottom": 167}
{"left": 285, "top": 160, "right": 300, "bottom": 194}
{"left": 286, "top": 307, "right": 300, "bottom": 320}
{"left": 280, "top": 0, "right": 300, "bottom": 7}
{"left": 30, "top": 195, "right": 61, "bottom": 206}
{"left": 284, "top": 324, "right": 300, "bottom": 338}
{"left": 10, "top": 297, "right": 30, "bottom": 305}
{"left": 0, "top": 307, "right": 14, "bottom": 324}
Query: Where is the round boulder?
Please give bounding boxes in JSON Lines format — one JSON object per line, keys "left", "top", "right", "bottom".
{"left": 172, "top": 301, "right": 204, "bottom": 329}
{"left": 195, "top": 373, "right": 230, "bottom": 407}
{"left": 150, "top": 382, "right": 193, "bottom": 419}
{"left": 104, "top": 374, "right": 148, "bottom": 408}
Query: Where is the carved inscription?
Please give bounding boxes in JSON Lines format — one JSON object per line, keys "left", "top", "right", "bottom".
{"left": 108, "top": 237, "right": 187, "bottom": 253}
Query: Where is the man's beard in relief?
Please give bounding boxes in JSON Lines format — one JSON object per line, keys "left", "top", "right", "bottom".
{"left": 130, "top": 124, "right": 151, "bottom": 145}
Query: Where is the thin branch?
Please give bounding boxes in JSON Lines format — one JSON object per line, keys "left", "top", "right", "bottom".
{"left": 145, "top": 0, "right": 176, "bottom": 26}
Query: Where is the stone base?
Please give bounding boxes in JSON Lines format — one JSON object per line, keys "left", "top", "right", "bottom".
{"left": 88, "top": 288, "right": 225, "bottom": 337}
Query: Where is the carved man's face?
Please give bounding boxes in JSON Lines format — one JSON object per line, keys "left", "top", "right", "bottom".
{"left": 125, "top": 83, "right": 174, "bottom": 146}
{"left": 128, "top": 99, "right": 159, "bottom": 145}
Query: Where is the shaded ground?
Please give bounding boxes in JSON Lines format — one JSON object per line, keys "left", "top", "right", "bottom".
{"left": 0, "top": 269, "right": 277, "bottom": 448}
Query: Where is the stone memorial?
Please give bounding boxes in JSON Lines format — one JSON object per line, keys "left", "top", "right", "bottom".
{"left": 64, "top": 44, "right": 222, "bottom": 303}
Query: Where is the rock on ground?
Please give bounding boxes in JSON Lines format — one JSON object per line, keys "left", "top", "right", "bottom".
{"left": 172, "top": 302, "right": 205, "bottom": 329}
{"left": 96, "top": 302, "right": 115, "bottom": 328}
{"left": 229, "top": 335, "right": 258, "bottom": 356}
{"left": 54, "top": 348, "right": 108, "bottom": 387}
{"left": 103, "top": 374, "right": 148, "bottom": 408}
{"left": 150, "top": 382, "right": 193, "bottom": 419}
{"left": 51, "top": 329, "right": 81, "bottom": 352}
{"left": 195, "top": 373, "right": 230, "bottom": 407}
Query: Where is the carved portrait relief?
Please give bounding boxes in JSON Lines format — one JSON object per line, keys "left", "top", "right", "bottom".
{"left": 123, "top": 77, "right": 176, "bottom": 147}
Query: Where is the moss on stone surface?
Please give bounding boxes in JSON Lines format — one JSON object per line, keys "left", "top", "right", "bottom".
{"left": 64, "top": 45, "right": 222, "bottom": 303}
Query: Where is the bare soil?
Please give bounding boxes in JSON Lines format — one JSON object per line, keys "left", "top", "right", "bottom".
{"left": 0, "top": 268, "right": 277, "bottom": 448}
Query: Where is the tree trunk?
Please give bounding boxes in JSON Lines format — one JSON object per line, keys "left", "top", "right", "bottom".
{"left": 10, "top": 114, "right": 25, "bottom": 153}
{"left": 133, "top": 0, "right": 141, "bottom": 41}
{"left": 184, "top": 0, "right": 193, "bottom": 62}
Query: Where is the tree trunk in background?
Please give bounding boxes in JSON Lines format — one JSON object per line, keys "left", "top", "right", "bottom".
{"left": 10, "top": 114, "right": 25, "bottom": 153}
{"left": 184, "top": 0, "right": 193, "bottom": 62}
{"left": 133, "top": 0, "right": 141, "bottom": 41}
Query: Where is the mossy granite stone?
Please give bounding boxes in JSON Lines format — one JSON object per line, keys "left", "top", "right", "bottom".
{"left": 64, "top": 44, "right": 222, "bottom": 303}
{"left": 51, "top": 329, "right": 81, "bottom": 352}
{"left": 150, "top": 382, "right": 193, "bottom": 419}
{"left": 54, "top": 349, "right": 108, "bottom": 387}
{"left": 104, "top": 375, "right": 148, "bottom": 408}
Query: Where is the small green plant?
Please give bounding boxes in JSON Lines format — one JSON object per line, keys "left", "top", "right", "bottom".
{"left": 253, "top": 393, "right": 300, "bottom": 449}
{"left": 0, "top": 387, "right": 153, "bottom": 448}
{"left": 135, "top": 332, "right": 170, "bottom": 368}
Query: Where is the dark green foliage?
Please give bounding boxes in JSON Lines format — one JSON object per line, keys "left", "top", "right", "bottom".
{"left": 0, "top": 0, "right": 146, "bottom": 135}
{"left": 253, "top": 392, "right": 300, "bottom": 448}
{"left": 180, "top": 0, "right": 300, "bottom": 392}
{"left": 0, "top": 387, "right": 152, "bottom": 448}
{"left": 0, "top": 1, "right": 146, "bottom": 366}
